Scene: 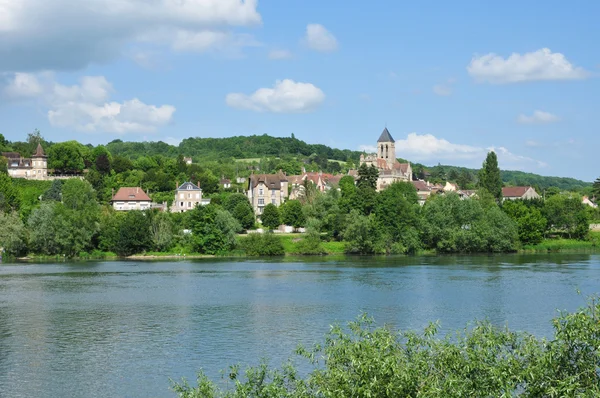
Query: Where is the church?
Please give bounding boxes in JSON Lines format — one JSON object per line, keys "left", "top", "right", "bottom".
{"left": 359, "top": 128, "right": 412, "bottom": 191}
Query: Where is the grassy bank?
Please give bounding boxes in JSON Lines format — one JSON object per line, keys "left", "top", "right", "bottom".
{"left": 521, "top": 231, "right": 600, "bottom": 253}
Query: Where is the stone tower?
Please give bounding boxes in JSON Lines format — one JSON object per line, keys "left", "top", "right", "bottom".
{"left": 377, "top": 127, "right": 395, "bottom": 168}
{"left": 30, "top": 143, "right": 48, "bottom": 179}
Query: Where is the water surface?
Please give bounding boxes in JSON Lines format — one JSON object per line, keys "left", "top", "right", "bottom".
{"left": 1, "top": 254, "right": 599, "bottom": 397}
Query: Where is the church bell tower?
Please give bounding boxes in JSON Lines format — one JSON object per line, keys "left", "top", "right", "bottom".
{"left": 377, "top": 127, "right": 395, "bottom": 168}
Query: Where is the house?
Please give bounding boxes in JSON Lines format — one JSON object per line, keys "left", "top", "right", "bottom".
{"left": 502, "top": 186, "right": 541, "bottom": 201}
{"left": 2, "top": 143, "right": 48, "bottom": 180}
{"left": 359, "top": 128, "right": 412, "bottom": 191}
{"left": 247, "top": 171, "right": 288, "bottom": 216}
{"left": 171, "top": 182, "right": 204, "bottom": 213}
{"left": 183, "top": 157, "right": 193, "bottom": 165}
{"left": 236, "top": 177, "right": 246, "bottom": 184}
{"left": 221, "top": 178, "right": 232, "bottom": 189}
{"left": 111, "top": 187, "right": 152, "bottom": 211}
{"left": 288, "top": 171, "right": 333, "bottom": 199}
{"left": 583, "top": 196, "right": 598, "bottom": 208}
{"left": 411, "top": 180, "right": 433, "bottom": 206}
{"left": 443, "top": 182, "right": 459, "bottom": 192}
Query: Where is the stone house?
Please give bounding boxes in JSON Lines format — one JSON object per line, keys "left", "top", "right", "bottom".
{"left": 111, "top": 187, "right": 152, "bottom": 211}
{"left": 171, "top": 182, "right": 203, "bottom": 212}
{"left": 247, "top": 171, "right": 288, "bottom": 216}
{"left": 183, "top": 157, "right": 193, "bottom": 165}
{"left": 220, "top": 178, "right": 232, "bottom": 189}
{"left": 359, "top": 128, "right": 412, "bottom": 191}
{"left": 411, "top": 180, "right": 434, "bottom": 206}
{"left": 582, "top": 196, "right": 598, "bottom": 209}
{"left": 2, "top": 143, "right": 48, "bottom": 180}
{"left": 502, "top": 186, "right": 541, "bottom": 201}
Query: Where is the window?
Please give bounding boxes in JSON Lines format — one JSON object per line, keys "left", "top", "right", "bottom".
{"left": 271, "top": 199, "right": 276, "bottom": 205}
{"left": 188, "top": 202, "right": 192, "bottom": 208}
{"left": 180, "top": 202, "right": 184, "bottom": 207}
{"left": 271, "top": 189, "right": 276, "bottom": 197}
{"left": 258, "top": 198, "right": 265, "bottom": 205}
{"left": 187, "top": 193, "right": 191, "bottom": 199}
{"left": 259, "top": 188, "right": 264, "bottom": 196}
{"left": 179, "top": 193, "right": 184, "bottom": 199}
{"left": 187, "top": 185, "right": 192, "bottom": 190}
{"left": 195, "top": 193, "right": 200, "bottom": 199}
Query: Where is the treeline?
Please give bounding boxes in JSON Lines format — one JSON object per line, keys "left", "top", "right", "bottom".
{"left": 1, "top": 164, "right": 598, "bottom": 258}
{"left": 1, "top": 131, "right": 592, "bottom": 192}
{"left": 173, "top": 299, "right": 600, "bottom": 397}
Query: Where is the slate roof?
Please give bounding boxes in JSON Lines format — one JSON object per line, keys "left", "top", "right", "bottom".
{"left": 33, "top": 143, "right": 46, "bottom": 158}
{"left": 377, "top": 127, "right": 395, "bottom": 143}
{"left": 249, "top": 172, "right": 287, "bottom": 190}
{"left": 178, "top": 182, "right": 201, "bottom": 191}
{"left": 112, "top": 187, "right": 152, "bottom": 202}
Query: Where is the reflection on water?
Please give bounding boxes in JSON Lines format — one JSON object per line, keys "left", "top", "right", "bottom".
{"left": 1, "top": 254, "right": 599, "bottom": 397}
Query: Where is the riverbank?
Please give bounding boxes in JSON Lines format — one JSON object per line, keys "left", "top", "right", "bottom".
{"left": 4, "top": 232, "right": 600, "bottom": 262}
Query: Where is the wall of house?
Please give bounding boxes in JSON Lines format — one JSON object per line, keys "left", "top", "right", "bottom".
{"left": 112, "top": 201, "right": 152, "bottom": 211}
{"left": 171, "top": 189, "right": 203, "bottom": 212}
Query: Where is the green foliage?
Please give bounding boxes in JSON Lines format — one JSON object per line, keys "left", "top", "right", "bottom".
{"left": 189, "top": 205, "right": 241, "bottom": 254}
{"left": 503, "top": 200, "right": 547, "bottom": 245}
{"left": 280, "top": 200, "right": 305, "bottom": 229}
{"left": 593, "top": 177, "right": 600, "bottom": 199}
{"left": 239, "top": 232, "right": 285, "bottom": 256}
{"left": 113, "top": 211, "right": 152, "bottom": 256}
{"left": 0, "top": 173, "right": 20, "bottom": 212}
{"left": 375, "top": 182, "right": 421, "bottom": 253}
{"left": 342, "top": 210, "right": 385, "bottom": 254}
{"left": 224, "top": 193, "right": 255, "bottom": 230}
{"left": 149, "top": 211, "right": 174, "bottom": 252}
{"left": 295, "top": 218, "right": 327, "bottom": 255}
{"left": 43, "top": 179, "right": 63, "bottom": 201}
{"left": 356, "top": 163, "right": 378, "bottom": 190}
{"left": 544, "top": 193, "right": 589, "bottom": 239}
{"left": 261, "top": 204, "right": 281, "bottom": 230}
{"left": 172, "top": 299, "right": 600, "bottom": 397}
{"left": 478, "top": 151, "right": 502, "bottom": 201}
{"left": 421, "top": 193, "right": 518, "bottom": 253}
{"left": 47, "top": 141, "right": 87, "bottom": 173}
{"left": 0, "top": 211, "right": 28, "bottom": 256}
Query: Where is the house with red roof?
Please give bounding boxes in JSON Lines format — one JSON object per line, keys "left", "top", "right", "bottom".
{"left": 111, "top": 187, "right": 152, "bottom": 211}
{"left": 502, "top": 186, "right": 541, "bottom": 201}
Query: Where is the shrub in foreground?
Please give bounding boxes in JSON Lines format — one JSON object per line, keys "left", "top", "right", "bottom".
{"left": 240, "top": 232, "right": 285, "bottom": 256}
{"left": 172, "top": 298, "right": 600, "bottom": 397}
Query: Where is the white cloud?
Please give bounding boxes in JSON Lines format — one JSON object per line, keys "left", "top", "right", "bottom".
{"left": 268, "top": 49, "right": 293, "bottom": 60}
{"left": 517, "top": 110, "right": 560, "bottom": 124}
{"left": 0, "top": 0, "right": 262, "bottom": 71}
{"left": 2, "top": 73, "right": 175, "bottom": 133}
{"left": 226, "top": 79, "right": 325, "bottom": 113}
{"left": 359, "top": 145, "right": 377, "bottom": 153}
{"left": 467, "top": 48, "right": 589, "bottom": 84}
{"left": 360, "top": 132, "right": 546, "bottom": 169}
{"left": 303, "top": 24, "right": 338, "bottom": 53}
{"left": 170, "top": 30, "right": 260, "bottom": 55}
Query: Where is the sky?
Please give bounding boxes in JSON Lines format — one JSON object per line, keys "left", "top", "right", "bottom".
{"left": 0, "top": 0, "right": 598, "bottom": 181}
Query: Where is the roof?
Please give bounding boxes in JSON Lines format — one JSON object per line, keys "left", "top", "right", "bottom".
{"left": 33, "top": 143, "right": 46, "bottom": 158}
{"left": 411, "top": 180, "right": 431, "bottom": 192}
{"left": 502, "top": 186, "right": 533, "bottom": 198}
{"left": 178, "top": 182, "right": 201, "bottom": 191}
{"left": 1, "top": 152, "right": 21, "bottom": 159}
{"left": 220, "top": 179, "right": 231, "bottom": 184}
{"left": 249, "top": 172, "right": 287, "bottom": 190}
{"left": 377, "top": 127, "right": 395, "bottom": 143}
{"left": 112, "top": 187, "right": 152, "bottom": 202}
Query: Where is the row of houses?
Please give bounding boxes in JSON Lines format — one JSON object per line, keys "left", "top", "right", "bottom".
{"left": 111, "top": 182, "right": 209, "bottom": 212}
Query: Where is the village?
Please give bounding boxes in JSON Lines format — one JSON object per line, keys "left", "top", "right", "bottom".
{"left": 3, "top": 128, "right": 597, "bottom": 225}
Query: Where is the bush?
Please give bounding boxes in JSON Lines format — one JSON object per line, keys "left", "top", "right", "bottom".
{"left": 240, "top": 232, "right": 285, "bottom": 256}
{"left": 173, "top": 298, "right": 600, "bottom": 397}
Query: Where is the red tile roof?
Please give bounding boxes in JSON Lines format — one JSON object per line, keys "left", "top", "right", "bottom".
{"left": 112, "top": 187, "right": 151, "bottom": 202}
{"left": 502, "top": 186, "right": 532, "bottom": 198}
{"left": 411, "top": 180, "right": 430, "bottom": 192}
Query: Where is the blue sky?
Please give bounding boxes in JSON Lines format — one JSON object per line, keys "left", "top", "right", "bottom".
{"left": 0, "top": 0, "right": 598, "bottom": 180}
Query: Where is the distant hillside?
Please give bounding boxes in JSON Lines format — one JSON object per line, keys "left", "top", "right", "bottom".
{"left": 72, "top": 134, "right": 591, "bottom": 191}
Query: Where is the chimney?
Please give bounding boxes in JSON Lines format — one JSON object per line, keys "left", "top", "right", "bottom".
{"left": 136, "top": 187, "right": 139, "bottom": 194}
{"left": 176, "top": 181, "right": 179, "bottom": 189}
{"left": 197, "top": 181, "right": 200, "bottom": 188}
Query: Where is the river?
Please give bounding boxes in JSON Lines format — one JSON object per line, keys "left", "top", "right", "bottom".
{"left": 1, "top": 254, "right": 599, "bottom": 397}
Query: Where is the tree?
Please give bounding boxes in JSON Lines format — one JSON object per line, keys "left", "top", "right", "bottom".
{"left": 457, "top": 170, "right": 474, "bottom": 190}
{"left": 593, "top": 177, "right": 600, "bottom": 200}
{"left": 295, "top": 217, "right": 327, "bottom": 254}
{"left": 281, "top": 200, "right": 305, "bottom": 230}
{"left": 478, "top": 151, "right": 502, "bottom": 201}
{"left": 0, "top": 173, "right": 20, "bottom": 212}
{"left": 114, "top": 211, "right": 152, "bottom": 256}
{"left": 92, "top": 145, "right": 112, "bottom": 174}
{"left": 544, "top": 193, "right": 589, "bottom": 239}
{"left": 27, "top": 202, "right": 70, "bottom": 255}
{"left": 224, "top": 193, "right": 255, "bottom": 230}
{"left": 61, "top": 179, "right": 97, "bottom": 211}
{"left": 357, "top": 163, "right": 378, "bottom": 190}
{"left": 502, "top": 200, "right": 547, "bottom": 245}
{"left": 0, "top": 133, "right": 7, "bottom": 147}
{"left": 47, "top": 141, "right": 86, "bottom": 173}
{"left": 150, "top": 211, "right": 174, "bottom": 252}
{"left": 189, "top": 205, "right": 240, "bottom": 254}
{"left": 261, "top": 204, "right": 281, "bottom": 231}
{"left": 342, "top": 210, "right": 384, "bottom": 254}
{"left": 0, "top": 211, "right": 28, "bottom": 256}
{"left": 112, "top": 155, "right": 134, "bottom": 173}
{"left": 43, "top": 179, "right": 63, "bottom": 201}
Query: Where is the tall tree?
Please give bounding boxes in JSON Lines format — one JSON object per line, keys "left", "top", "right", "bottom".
{"left": 281, "top": 200, "right": 306, "bottom": 230}
{"left": 357, "top": 164, "right": 379, "bottom": 190}
{"left": 593, "top": 177, "right": 600, "bottom": 200}
{"left": 0, "top": 173, "right": 20, "bottom": 212}
{"left": 478, "top": 151, "right": 502, "bottom": 201}
{"left": 261, "top": 204, "right": 281, "bottom": 230}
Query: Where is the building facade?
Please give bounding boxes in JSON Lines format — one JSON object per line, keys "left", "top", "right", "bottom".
{"left": 2, "top": 143, "right": 48, "bottom": 180}
{"left": 502, "top": 186, "right": 541, "bottom": 201}
{"left": 111, "top": 187, "right": 152, "bottom": 211}
{"left": 247, "top": 171, "right": 288, "bottom": 216}
{"left": 359, "top": 128, "right": 412, "bottom": 191}
{"left": 171, "top": 182, "right": 203, "bottom": 212}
